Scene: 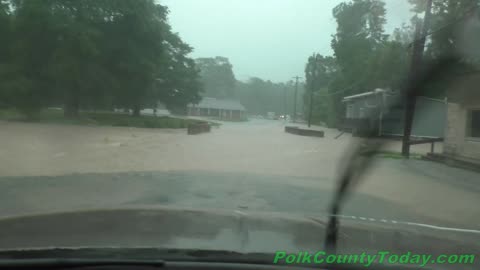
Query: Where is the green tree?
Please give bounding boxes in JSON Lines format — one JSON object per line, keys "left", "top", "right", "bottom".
{"left": 303, "top": 54, "right": 339, "bottom": 126}
{"left": 407, "top": 0, "right": 479, "bottom": 98}
{"left": 196, "top": 56, "right": 236, "bottom": 98}
{"left": 366, "top": 40, "right": 409, "bottom": 91}
{"left": 408, "top": 0, "right": 479, "bottom": 58}
{"left": 102, "top": 0, "right": 169, "bottom": 116}
{"left": 0, "top": 0, "right": 10, "bottom": 62}
{"left": 1, "top": 0, "right": 58, "bottom": 118}
{"left": 47, "top": 0, "right": 113, "bottom": 117}
{"left": 331, "top": 0, "right": 387, "bottom": 91}
{"left": 0, "top": 0, "right": 11, "bottom": 108}
{"left": 236, "top": 77, "right": 297, "bottom": 116}
{"left": 1, "top": 0, "right": 203, "bottom": 119}
{"left": 157, "top": 32, "right": 203, "bottom": 114}
{"left": 327, "top": 0, "right": 389, "bottom": 126}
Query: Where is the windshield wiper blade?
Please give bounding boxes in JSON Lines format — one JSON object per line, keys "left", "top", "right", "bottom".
{"left": 323, "top": 56, "right": 460, "bottom": 254}
{"left": 0, "top": 258, "right": 165, "bottom": 269}
{"left": 324, "top": 139, "right": 380, "bottom": 254}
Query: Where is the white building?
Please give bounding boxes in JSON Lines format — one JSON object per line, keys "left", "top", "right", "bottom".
{"left": 187, "top": 97, "right": 246, "bottom": 121}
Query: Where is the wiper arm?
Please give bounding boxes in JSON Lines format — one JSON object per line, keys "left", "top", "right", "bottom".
{"left": 0, "top": 258, "right": 165, "bottom": 269}
{"left": 323, "top": 57, "right": 459, "bottom": 254}
{"left": 324, "top": 138, "right": 380, "bottom": 254}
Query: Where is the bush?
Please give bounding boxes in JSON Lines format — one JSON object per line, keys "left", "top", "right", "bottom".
{"left": 170, "top": 118, "right": 181, "bottom": 128}
{"left": 179, "top": 119, "right": 187, "bottom": 128}
{"left": 1, "top": 109, "right": 197, "bottom": 129}
{"left": 112, "top": 119, "right": 131, "bottom": 127}
{"left": 143, "top": 119, "right": 154, "bottom": 128}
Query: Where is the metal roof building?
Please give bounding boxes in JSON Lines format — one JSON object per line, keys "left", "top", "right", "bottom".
{"left": 342, "top": 89, "right": 446, "bottom": 138}
{"left": 187, "top": 97, "right": 246, "bottom": 121}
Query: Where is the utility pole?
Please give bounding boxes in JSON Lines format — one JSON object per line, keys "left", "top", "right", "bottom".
{"left": 401, "top": 0, "right": 433, "bottom": 158}
{"left": 292, "top": 76, "right": 301, "bottom": 123}
{"left": 283, "top": 86, "right": 287, "bottom": 123}
{"left": 308, "top": 54, "right": 317, "bottom": 128}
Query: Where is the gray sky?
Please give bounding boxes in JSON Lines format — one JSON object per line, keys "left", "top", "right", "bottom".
{"left": 160, "top": 0, "right": 413, "bottom": 82}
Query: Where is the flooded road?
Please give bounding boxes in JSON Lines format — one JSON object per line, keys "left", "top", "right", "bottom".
{"left": 0, "top": 119, "right": 336, "bottom": 177}
{"left": 0, "top": 119, "right": 479, "bottom": 229}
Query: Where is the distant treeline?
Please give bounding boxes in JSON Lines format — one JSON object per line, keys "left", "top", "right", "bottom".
{"left": 194, "top": 56, "right": 304, "bottom": 117}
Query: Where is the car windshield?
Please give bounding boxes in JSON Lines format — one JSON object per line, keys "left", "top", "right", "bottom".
{"left": 0, "top": 0, "right": 479, "bottom": 269}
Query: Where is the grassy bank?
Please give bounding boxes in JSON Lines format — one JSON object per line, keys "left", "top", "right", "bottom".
{"left": 0, "top": 108, "right": 210, "bottom": 129}
{"left": 361, "top": 150, "right": 423, "bottom": 160}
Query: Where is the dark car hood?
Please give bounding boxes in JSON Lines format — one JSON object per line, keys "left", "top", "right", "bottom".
{"left": 0, "top": 206, "right": 478, "bottom": 255}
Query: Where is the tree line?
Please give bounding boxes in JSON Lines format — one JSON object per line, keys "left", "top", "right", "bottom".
{"left": 304, "top": 0, "right": 479, "bottom": 127}
{"left": 236, "top": 77, "right": 302, "bottom": 117}
{"left": 0, "top": 0, "right": 203, "bottom": 118}
{"left": 194, "top": 56, "right": 302, "bottom": 116}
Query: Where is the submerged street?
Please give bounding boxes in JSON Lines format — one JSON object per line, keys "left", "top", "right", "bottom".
{"left": 0, "top": 119, "right": 479, "bottom": 230}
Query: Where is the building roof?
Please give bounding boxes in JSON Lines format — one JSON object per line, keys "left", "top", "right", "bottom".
{"left": 188, "top": 97, "right": 246, "bottom": 111}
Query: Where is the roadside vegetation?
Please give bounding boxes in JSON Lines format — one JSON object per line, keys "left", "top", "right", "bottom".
{"left": 372, "top": 150, "right": 423, "bottom": 160}
{"left": 0, "top": 108, "right": 212, "bottom": 129}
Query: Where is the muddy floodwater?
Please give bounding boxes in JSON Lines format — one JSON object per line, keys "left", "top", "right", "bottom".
{"left": 0, "top": 119, "right": 439, "bottom": 177}
{"left": 0, "top": 119, "right": 479, "bottom": 229}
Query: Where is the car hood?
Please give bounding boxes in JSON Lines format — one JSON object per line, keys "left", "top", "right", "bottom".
{"left": 0, "top": 206, "right": 478, "bottom": 255}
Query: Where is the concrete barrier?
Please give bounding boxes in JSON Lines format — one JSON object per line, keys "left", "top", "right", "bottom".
{"left": 285, "top": 126, "right": 300, "bottom": 134}
{"left": 285, "top": 126, "right": 324, "bottom": 137}
{"left": 187, "top": 122, "right": 211, "bottom": 135}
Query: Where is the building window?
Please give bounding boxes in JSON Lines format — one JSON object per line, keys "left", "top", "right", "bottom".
{"left": 467, "top": 109, "right": 480, "bottom": 138}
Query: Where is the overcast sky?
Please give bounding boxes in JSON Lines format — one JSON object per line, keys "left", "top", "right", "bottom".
{"left": 159, "top": 0, "right": 413, "bottom": 82}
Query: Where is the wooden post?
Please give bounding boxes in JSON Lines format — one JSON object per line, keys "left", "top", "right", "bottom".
{"left": 293, "top": 76, "right": 300, "bottom": 122}
{"left": 308, "top": 54, "right": 317, "bottom": 128}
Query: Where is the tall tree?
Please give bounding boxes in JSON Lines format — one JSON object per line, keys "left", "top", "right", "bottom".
{"left": 0, "top": 0, "right": 203, "bottom": 118}
{"left": 409, "top": 0, "right": 479, "bottom": 58}
{"left": 196, "top": 56, "right": 236, "bottom": 98}
{"left": 157, "top": 31, "right": 203, "bottom": 114}
{"left": 303, "top": 54, "right": 339, "bottom": 126}
{"left": 327, "top": 0, "right": 389, "bottom": 126}
{"left": 102, "top": 0, "right": 169, "bottom": 116}
{"left": 0, "top": 0, "right": 10, "bottom": 62}
{"left": 236, "top": 77, "right": 297, "bottom": 116}
{"left": 1, "top": 0, "right": 58, "bottom": 118}
{"left": 48, "top": 0, "right": 113, "bottom": 117}
{"left": 407, "top": 0, "right": 479, "bottom": 98}
{"left": 331, "top": 0, "right": 387, "bottom": 91}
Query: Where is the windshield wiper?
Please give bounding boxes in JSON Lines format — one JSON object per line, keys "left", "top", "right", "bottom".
{"left": 323, "top": 57, "right": 459, "bottom": 254}
{"left": 0, "top": 258, "right": 165, "bottom": 269}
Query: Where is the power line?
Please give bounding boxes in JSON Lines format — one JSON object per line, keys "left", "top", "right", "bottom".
{"left": 313, "top": 83, "right": 359, "bottom": 98}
